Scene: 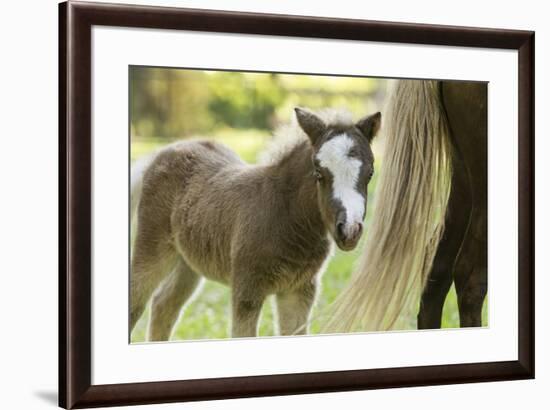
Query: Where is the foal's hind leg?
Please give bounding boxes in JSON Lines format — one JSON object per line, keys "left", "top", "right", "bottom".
{"left": 276, "top": 282, "right": 317, "bottom": 336}
{"left": 148, "top": 260, "right": 202, "bottom": 341}
{"left": 130, "top": 235, "right": 177, "bottom": 332}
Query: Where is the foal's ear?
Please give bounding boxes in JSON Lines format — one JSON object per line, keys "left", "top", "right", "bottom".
{"left": 295, "top": 107, "right": 326, "bottom": 144}
{"left": 356, "top": 112, "right": 382, "bottom": 143}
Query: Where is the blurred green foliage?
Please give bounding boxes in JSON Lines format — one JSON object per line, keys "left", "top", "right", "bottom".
{"left": 130, "top": 67, "right": 487, "bottom": 343}
{"left": 130, "top": 66, "right": 382, "bottom": 142}
{"left": 207, "top": 72, "right": 285, "bottom": 130}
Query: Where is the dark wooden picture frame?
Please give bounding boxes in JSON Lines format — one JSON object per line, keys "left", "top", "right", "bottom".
{"left": 59, "top": 1, "right": 535, "bottom": 408}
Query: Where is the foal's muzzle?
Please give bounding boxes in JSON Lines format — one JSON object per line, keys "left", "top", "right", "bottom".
{"left": 335, "top": 221, "right": 363, "bottom": 251}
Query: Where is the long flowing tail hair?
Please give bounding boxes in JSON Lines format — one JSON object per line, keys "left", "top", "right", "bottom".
{"left": 324, "top": 80, "right": 452, "bottom": 332}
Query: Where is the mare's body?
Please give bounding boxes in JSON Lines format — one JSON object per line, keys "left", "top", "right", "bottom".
{"left": 326, "top": 80, "right": 488, "bottom": 331}
{"left": 418, "top": 82, "right": 488, "bottom": 328}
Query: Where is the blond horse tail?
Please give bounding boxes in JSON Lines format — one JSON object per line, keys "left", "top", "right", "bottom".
{"left": 324, "top": 80, "right": 452, "bottom": 332}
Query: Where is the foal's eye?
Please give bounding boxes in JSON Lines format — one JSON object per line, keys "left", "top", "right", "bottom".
{"left": 313, "top": 169, "right": 323, "bottom": 181}
{"left": 368, "top": 169, "right": 374, "bottom": 180}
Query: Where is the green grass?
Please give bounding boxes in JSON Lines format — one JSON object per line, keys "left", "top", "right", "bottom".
{"left": 130, "top": 131, "right": 487, "bottom": 342}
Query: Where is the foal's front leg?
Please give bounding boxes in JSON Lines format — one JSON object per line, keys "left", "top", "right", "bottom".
{"left": 276, "top": 281, "right": 317, "bottom": 336}
{"left": 231, "top": 279, "right": 265, "bottom": 338}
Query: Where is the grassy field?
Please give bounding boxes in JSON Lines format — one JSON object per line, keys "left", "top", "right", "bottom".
{"left": 130, "top": 131, "right": 487, "bottom": 342}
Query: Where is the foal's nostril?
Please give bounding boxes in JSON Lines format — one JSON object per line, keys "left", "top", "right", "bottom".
{"left": 336, "top": 222, "right": 345, "bottom": 238}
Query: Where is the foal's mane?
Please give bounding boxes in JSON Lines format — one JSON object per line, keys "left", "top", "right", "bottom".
{"left": 258, "top": 108, "right": 355, "bottom": 165}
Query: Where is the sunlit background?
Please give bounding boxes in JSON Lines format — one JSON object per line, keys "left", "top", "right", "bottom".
{"left": 130, "top": 66, "right": 487, "bottom": 342}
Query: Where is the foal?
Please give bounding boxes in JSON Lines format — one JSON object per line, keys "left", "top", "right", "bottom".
{"left": 130, "top": 107, "right": 381, "bottom": 340}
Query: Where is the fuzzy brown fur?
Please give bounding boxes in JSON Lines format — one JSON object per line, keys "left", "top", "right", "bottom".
{"left": 130, "top": 108, "right": 380, "bottom": 340}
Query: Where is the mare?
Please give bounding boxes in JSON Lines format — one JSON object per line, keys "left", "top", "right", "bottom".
{"left": 326, "top": 80, "right": 487, "bottom": 332}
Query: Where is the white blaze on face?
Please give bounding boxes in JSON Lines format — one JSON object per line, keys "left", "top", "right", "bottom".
{"left": 316, "top": 134, "right": 365, "bottom": 228}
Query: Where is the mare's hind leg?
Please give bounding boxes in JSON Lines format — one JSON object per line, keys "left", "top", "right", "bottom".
{"left": 148, "top": 260, "right": 202, "bottom": 341}
{"left": 276, "top": 282, "right": 317, "bottom": 336}
{"left": 417, "top": 248, "right": 455, "bottom": 329}
{"left": 440, "top": 81, "right": 488, "bottom": 328}
{"left": 454, "top": 210, "right": 487, "bottom": 327}
{"left": 418, "top": 153, "right": 471, "bottom": 329}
